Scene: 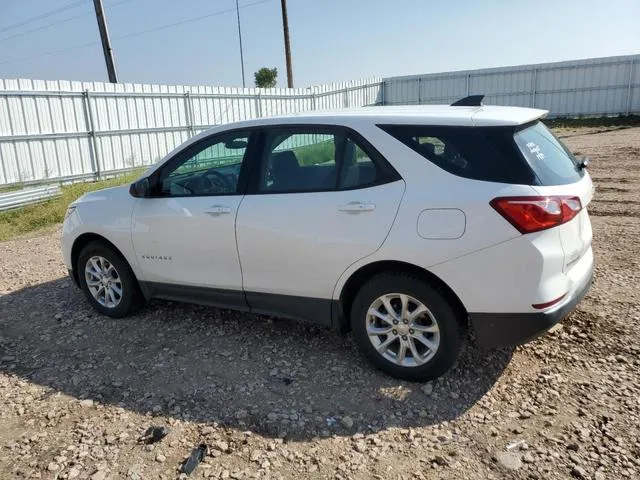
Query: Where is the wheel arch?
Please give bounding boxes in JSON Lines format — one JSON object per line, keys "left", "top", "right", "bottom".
{"left": 71, "top": 233, "right": 143, "bottom": 295}
{"left": 336, "top": 260, "right": 469, "bottom": 333}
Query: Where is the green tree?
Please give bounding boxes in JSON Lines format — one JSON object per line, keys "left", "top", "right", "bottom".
{"left": 254, "top": 67, "right": 278, "bottom": 88}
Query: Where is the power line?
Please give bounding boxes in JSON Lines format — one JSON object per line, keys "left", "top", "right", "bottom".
{"left": 115, "top": 0, "right": 272, "bottom": 41}
{"left": 0, "top": 41, "right": 100, "bottom": 66}
{"left": 0, "top": 11, "right": 90, "bottom": 43}
{"left": 0, "top": 0, "right": 273, "bottom": 66}
{"left": 0, "top": 0, "right": 133, "bottom": 43}
{"left": 0, "top": 0, "right": 88, "bottom": 34}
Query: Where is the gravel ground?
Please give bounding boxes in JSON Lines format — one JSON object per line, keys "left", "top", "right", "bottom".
{"left": 1, "top": 126, "right": 639, "bottom": 480}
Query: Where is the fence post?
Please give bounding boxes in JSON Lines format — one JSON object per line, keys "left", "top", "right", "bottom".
{"left": 343, "top": 88, "right": 349, "bottom": 108}
{"left": 0, "top": 145, "right": 7, "bottom": 185}
{"left": 82, "top": 90, "right": 101, "bottom": 179}
{"left": 466, "top": 73, "right": 471, "bottom": 96}
{"left": 531, "top": 67, "right": 538, "bottom": 108}
{"left": 418, "top": 77, "right": 422, "bottom": 105}
{"left": 184, "top": 91, "right": 195, "bottom": 137}
{"left": 311, "top": 88, "right": 317, "bottom": 110}
{"left": 381, "top": 81, "right": 386, "bottom": 105}
{"left": 626, "top": 58, "right": 635, "bottom": 116}
{"left": 255, "top": 92, "right": 263, "bottom": 117}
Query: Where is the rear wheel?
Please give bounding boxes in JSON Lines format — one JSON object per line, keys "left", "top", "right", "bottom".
{"left": 350, "top": 272, "right": 462, "bottom": 381}
{"left": 78, "top": 241, "right": 143, "bottom": 318}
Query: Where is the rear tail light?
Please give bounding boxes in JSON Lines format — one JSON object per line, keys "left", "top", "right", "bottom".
{"left": 490, "top": 196, "right": 582, "bottom": 234}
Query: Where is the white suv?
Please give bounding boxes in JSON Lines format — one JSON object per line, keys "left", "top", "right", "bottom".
{"left": 62, "top": 97, "right": 594, "bottom": 381}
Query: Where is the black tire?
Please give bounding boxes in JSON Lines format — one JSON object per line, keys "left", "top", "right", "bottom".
{"left": 77, "top": 241, "right": 143, "bottom": 318}
{"left": 350, "top": 272, "right": 463, "bottom": 381}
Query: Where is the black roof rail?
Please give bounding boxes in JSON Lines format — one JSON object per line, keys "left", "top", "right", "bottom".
{"left": 450, "top": 95, "right": 484, "bottom": 107}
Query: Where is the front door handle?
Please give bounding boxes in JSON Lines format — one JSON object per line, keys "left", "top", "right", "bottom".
{"left": 205, "top": 205, "right": 232, "bottom": 216}
{"left": 339, "top": 202, "right": 376, "bottom": 213}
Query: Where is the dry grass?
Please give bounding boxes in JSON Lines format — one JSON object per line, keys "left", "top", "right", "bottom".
{"left": 0, "top": 171, "right": 143, "bottom": 242}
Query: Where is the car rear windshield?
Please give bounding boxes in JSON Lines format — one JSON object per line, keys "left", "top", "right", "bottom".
{"left": 513, "top": 121, "right": 584, "bottom": 185}
{"left": 379, "top": 122, "right": 584, "bottom": 186}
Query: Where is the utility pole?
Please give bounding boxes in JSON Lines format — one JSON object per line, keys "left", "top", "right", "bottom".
{"left": 235, "top": 0, "right": 246, "bottom": 88}
{"left": 280, "top": 0, "right": 293, "bottom": 88}
{"left": 93, "top": 0, "right": 118, "bottom": 83}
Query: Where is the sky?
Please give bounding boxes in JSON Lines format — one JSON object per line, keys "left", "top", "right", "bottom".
{"left": 0, "top": 0, "right": 639, "bottom": 88}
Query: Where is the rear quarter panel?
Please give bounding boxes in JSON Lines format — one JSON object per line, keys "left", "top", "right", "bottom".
{"left": 332, "top": 121, "right": 539, "bottom": 308}
{"left": 531, "top": 172, "right": 594, "bottom": 272}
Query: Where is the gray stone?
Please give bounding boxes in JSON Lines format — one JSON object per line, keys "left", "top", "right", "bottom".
{"left": 91, "top": 471, "right": 107, "bottom": 480}
{"left": 214, "top": 441, "right": 229, "bottom": 453}
{"left": 341, "top": 416, "right": 354, "bottom": 429}
{"left": 434, "top": 455, "right": 449, "bottom": 466}
{"left": 495, "top": 452, "right": 522, "bottom": 470}
{"left": 68, "top": 467, "right": 81, "bottom": 479}
{"left": 571, "top": 466, "right": 588, "bottom": 479}
{"left": 250, "top": 450, "right": 261, "bottom": 462}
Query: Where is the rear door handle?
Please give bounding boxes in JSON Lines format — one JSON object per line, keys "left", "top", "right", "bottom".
{"left": 205, "top": 205, "right": 232, "bottom": 216}
{"left": 339, "top": 202, "right": 376, "bottom": 213}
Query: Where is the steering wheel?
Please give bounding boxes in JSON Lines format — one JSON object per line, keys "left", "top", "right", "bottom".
{"left": 202, "top": 169, "right": 234, "bottom": 193}
{"left": 171, "top": 179, "right": 195, "bottom": 194}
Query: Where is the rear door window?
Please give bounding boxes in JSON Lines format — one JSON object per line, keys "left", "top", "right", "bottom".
{"left": 513, "top": 122, "right": 585, "bottom": 185}
{"left": 256, "top": 127, "right": 399, "bottom": 193}
{"left": 258, "top": 131, "right": 339, "bottom": 193}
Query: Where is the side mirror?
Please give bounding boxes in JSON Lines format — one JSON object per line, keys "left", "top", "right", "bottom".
{"left": 129, "top": 177, "right": 151, "bottom": 198}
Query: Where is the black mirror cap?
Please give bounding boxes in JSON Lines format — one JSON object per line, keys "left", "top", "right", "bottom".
{"left": 129, "top": 177, "right": 150, "bottom": 198}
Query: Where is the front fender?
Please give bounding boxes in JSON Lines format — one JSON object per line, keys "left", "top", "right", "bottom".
{"left": 62, "top": 199, "right": 141, "bottom": 281}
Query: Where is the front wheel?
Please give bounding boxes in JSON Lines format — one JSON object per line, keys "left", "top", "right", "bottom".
{"left": 78, "top": 241, "right": 143, "bottom": 318}
{"left": 350, "top": 272, "right": 463, "bottom": 381}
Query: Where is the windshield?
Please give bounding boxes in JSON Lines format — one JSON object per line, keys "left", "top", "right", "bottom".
{"left": 514, "top": 122, "right": 585, "bottom": 185}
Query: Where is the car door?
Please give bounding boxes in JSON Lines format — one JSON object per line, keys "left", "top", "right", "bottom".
{"left": 235, "top": 125, "right": 405, "bottom": 325}
{"left": 131, "top": 130, "right": 257, "bottom": 309}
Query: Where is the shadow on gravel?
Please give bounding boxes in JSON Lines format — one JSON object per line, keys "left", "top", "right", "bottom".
{"left": 0, "top": 278, "right": 513, "bottom": 441}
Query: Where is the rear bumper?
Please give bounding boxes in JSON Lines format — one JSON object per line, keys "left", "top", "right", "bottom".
{"left": 470, "top": 263, "right": 593, "bottom": 348}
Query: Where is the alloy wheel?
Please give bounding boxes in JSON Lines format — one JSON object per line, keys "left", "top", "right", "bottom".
{"left": 366, "top": 293, "right": 440, "bottom": 367}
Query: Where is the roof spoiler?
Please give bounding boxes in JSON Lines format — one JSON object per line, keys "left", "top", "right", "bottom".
{"left": 450, "top": 95, "right": 484, "bottom": 107}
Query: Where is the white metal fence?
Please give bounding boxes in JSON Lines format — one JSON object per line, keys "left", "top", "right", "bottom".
{"left": 0, "top": 78, "right": 383, "bottom": 186}
{"left": 383, "top": 54, "right": 640, "bottom": 117}
{"left": 2, "top": 54, "right": 639, "bottom": 188}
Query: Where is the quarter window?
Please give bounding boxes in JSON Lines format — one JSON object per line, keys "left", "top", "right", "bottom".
{"left": 379, "top": 124, "right": 536, "bottom": 185}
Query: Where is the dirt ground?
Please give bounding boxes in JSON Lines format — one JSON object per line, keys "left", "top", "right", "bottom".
{"left": 0, "top": 126, "right": 639, "bottom": 480}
